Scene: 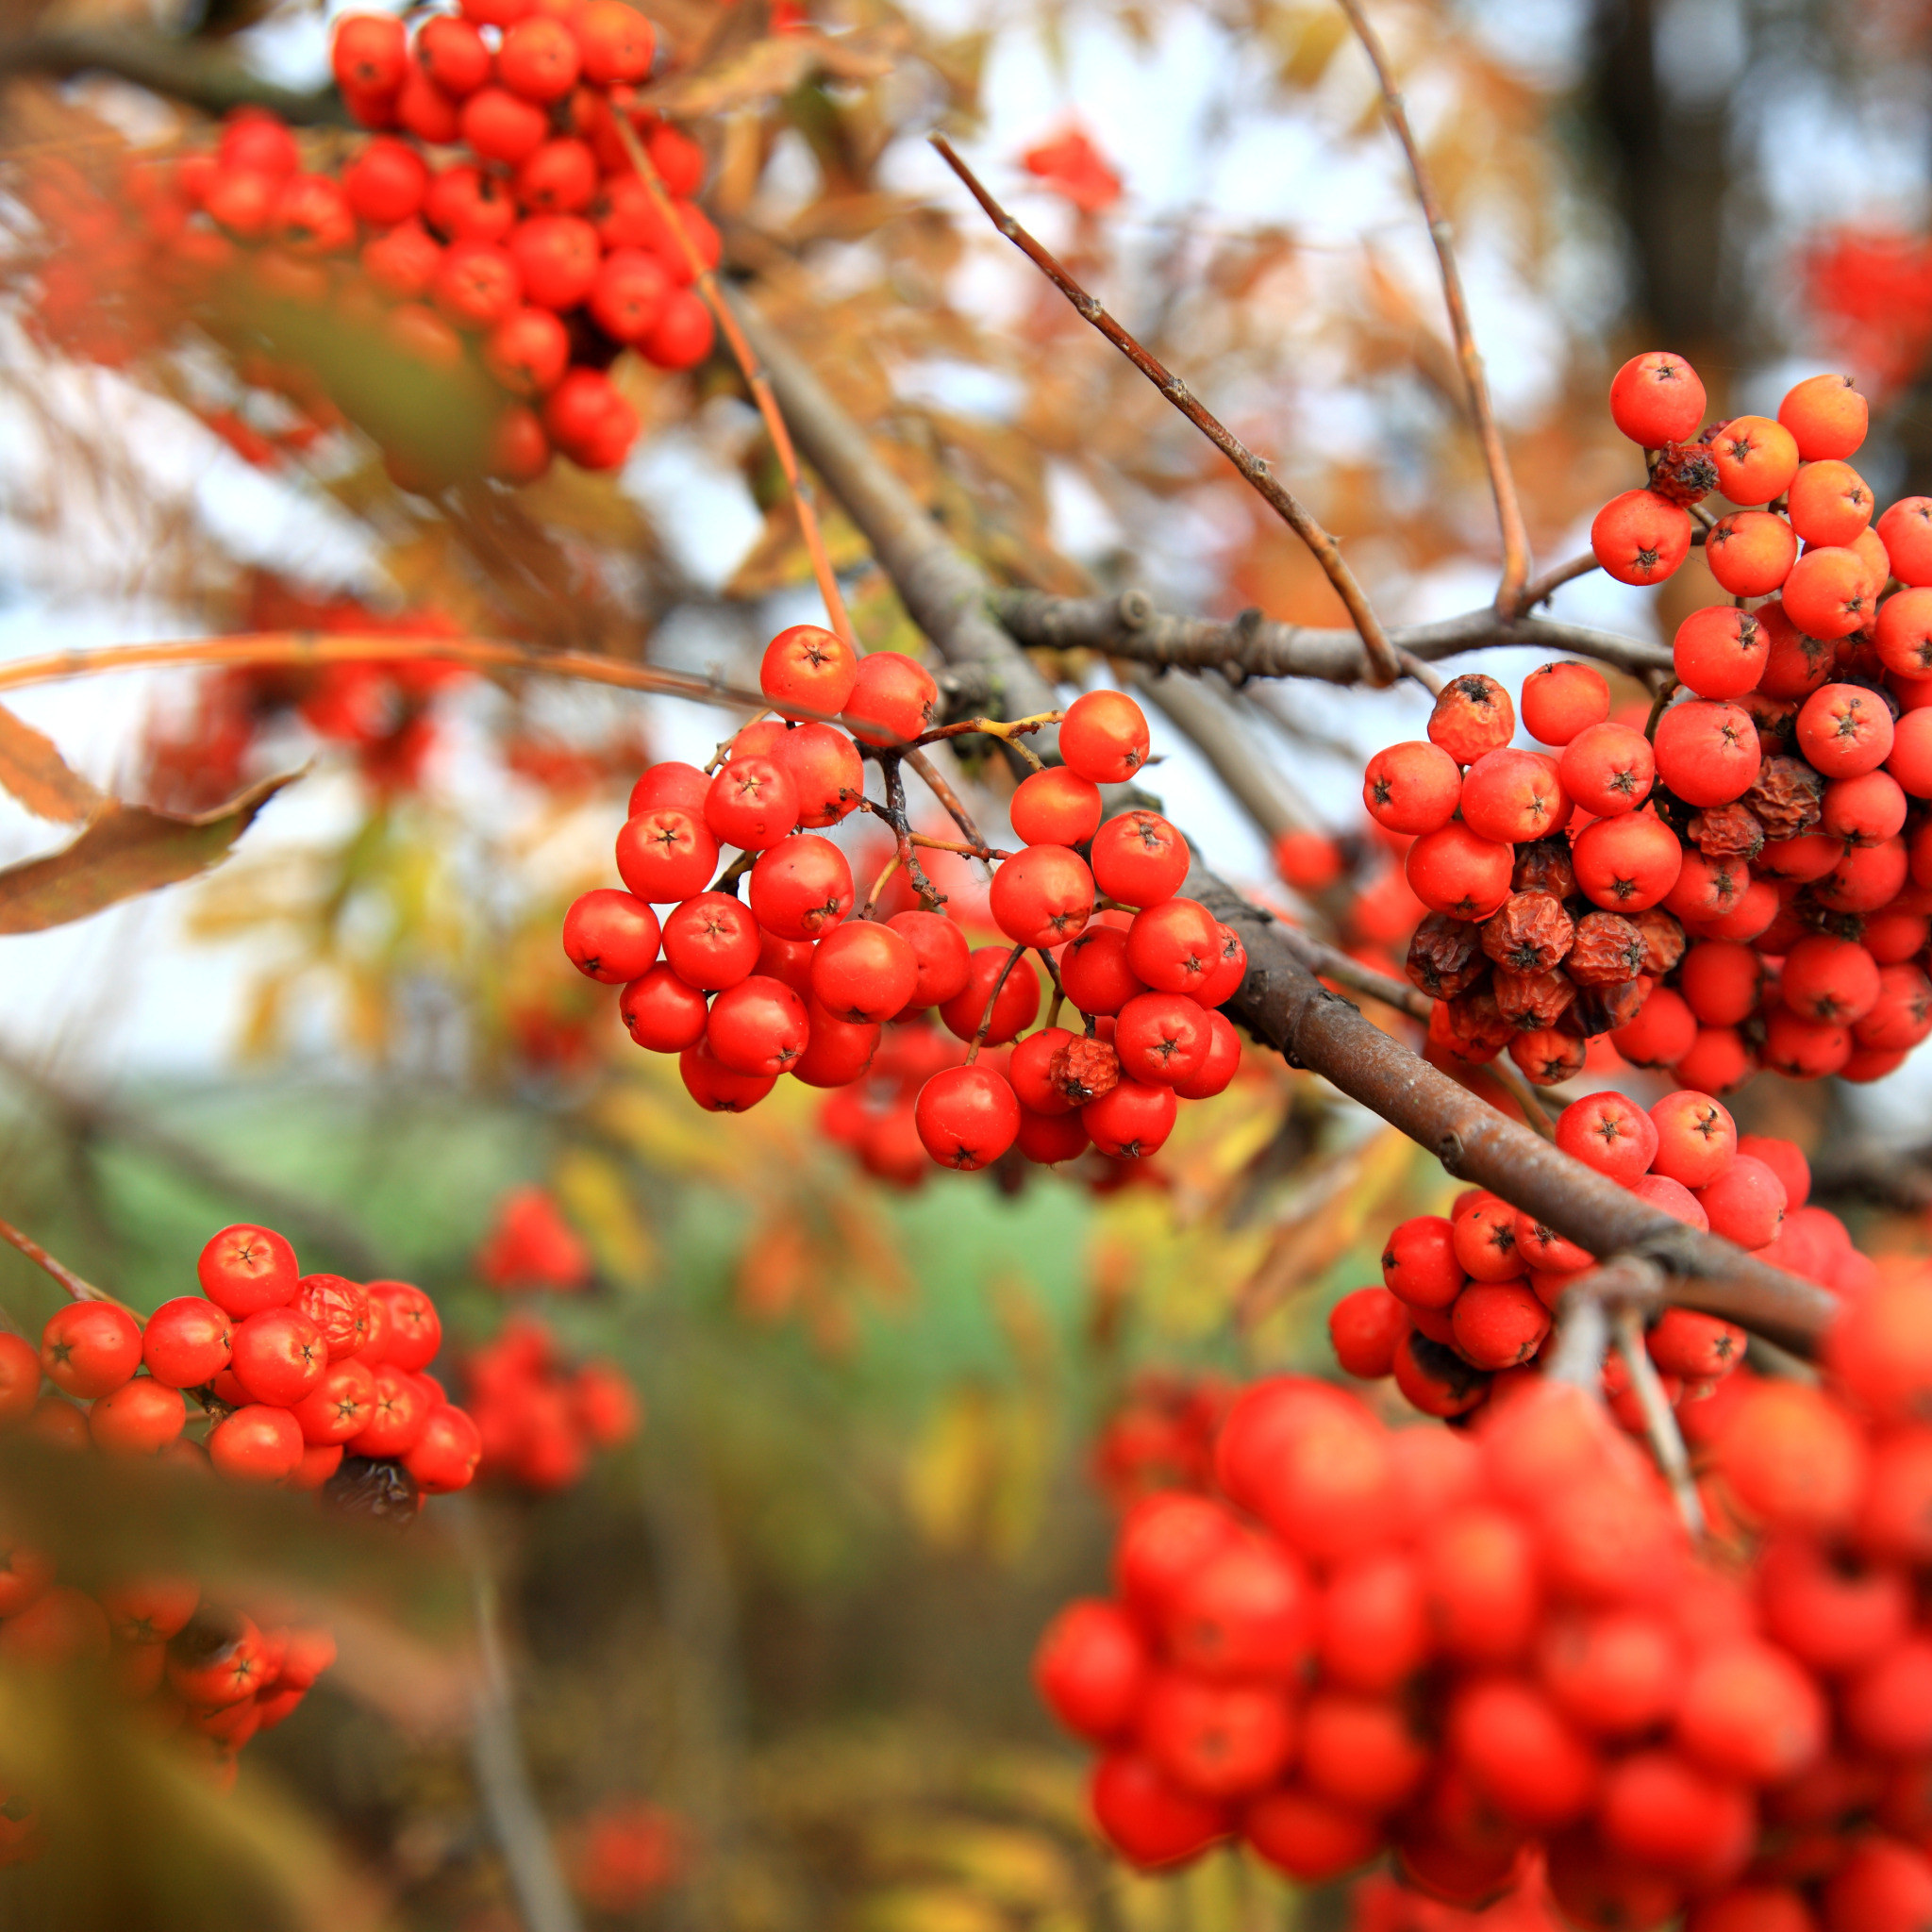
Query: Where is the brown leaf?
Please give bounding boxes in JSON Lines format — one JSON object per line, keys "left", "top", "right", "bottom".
{"left": 0, "top": 703, "right": 103, "bottom": 824}
{"left": 641, "top": 25, "right": 904, "bottom": 116}
{"left": 0, "top": 771, "right": 299, "bottom": 935}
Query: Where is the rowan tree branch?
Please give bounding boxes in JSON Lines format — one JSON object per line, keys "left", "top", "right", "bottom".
{"left": 989, "top": 588, "right": 1670, "bottom": 683}
{"left": 0, "top": 27, "right": 345, "bottom": 124}
{"left": 927, "top": 134, "right": 1407, "bottom": 691}
{"left": 1336, "top": 0, "right": 1532, "bottom": 613}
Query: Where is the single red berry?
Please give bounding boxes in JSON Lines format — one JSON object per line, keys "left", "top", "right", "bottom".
{"left": 1709, "top": 413, "right": 1801, "bottom": 504}
{"left": 289, "top": 1357, "right": 377, "bottom": 1445}
{"left": 197, "top": 1224, "right": 299, "bottom": 1319}
{"left": 615, "top": 805, "right": 718, "bottom": 904}
{"left": 140, "top": 1296, "right": 233, "bottom": 1389}
{"left": 1591, "top": 488, "right": 1692, "bottom": 584}
{"left": 1362, "top": 740, "right": 1462, "bottom": 834}
{"left": 1705, "top": 509, "right": 1797, "bottom": 597}
{"left": 1082, "top": 1077, "right": 1177, "bottom": 1159}
{"left": 888, "top": 909, "right": 972, "bottom": 1008}
{"left": 1058, "top": 924, "right": 1147, "bottom": 1016}
{"left": 1010, "top": 767, "right": 1103, "bottom": 847}
{"left": 576, "top": 0, "right": 655, "bottom": 82}
{"left": 747, "top": 834, "right": 853, "bottom": 941}
{"left": 1033, "top": 1599, "right": 1150, "bottom": 1743}
{"left": 759, "top": 624, "right": 858, "bottom": 720}
{"left": 1405, "top": 822, "right": 1515, "bottom": 921}
{"left": 1090, "top": 810, "right": 1189, "bottom": 908}
{"left": 810, "top": 920, "right": 918, "bottom": 1024}
{"left": 1778, "top": 372, "right": 1868, "bottom": 460}
{"left": 208, "top": 1406, "right": 306, "bottom": 1483}
{"left": 678, "top": 1036, "right": 775, "bottom": 1112}
{"left": 404, "top": 1404, "right": 483, "bottom": 1493}
{"left": 1573, "top": 812, "right": 1685, "bottom": 911}
{"left": 1125, "top": 898, "right": 1224, "bottom": 995}
{"left": 89, "top": 1378, "right": 187, "bottom": 1457}
{"left": 1113, "top": 991, "right": 1211, "bottom": 1087}
{"left": 1783, "top": 544, "right": 1872, "bottom": 639}
{"left": 1459, "top": 747, "right": 1570, "bottom": 843}
{"left": 991, "top": 844, "right": 1094, "bottom": 947}
{"left": 915, "top": 1065, "right": 1021, "bottom": 1170}
{"left": 1797, "top": 681, "right": 1896, "bottom": 777}
{"left": 937, "top": 946, "right": 1041, "bottom": 1045}
{"left": 1608, "top": 351, "right": 1706, "bottom": 446}
{"left": 229, "top": 1307, "right": 328, "bottom": 1407}
{"left": 459, "top": 85, "right": 548, "bottom": 166}
{"left": 1521, "top": 661, "right": 1610, "bottom": 746}
{"left": 1087, "top": 1754, "right": 1226, "bottom": 1870}
{"left": 1674, "top": 606, "right": 1769, "bottom": 700}
{"left": 561, "top": 889, "right": 660, "bottom": 985}
{"left": 347, "top": 1364, "right": 431, "bottom": 1459}
{"left": 620, "top": 962, "right": 709, "bottom": 1052}
{"left": 1427, "top": 674, "right": 1514, "bottom": 764}
{"left": 369, "top": 1281, "right": 440, "bottom": 1374}
{"left": 40, "top": 1302, "right": 142, "bottom": 1400}
{"left": 844, "top": 651, "right": 938, "bottom": 747}
{"left": 1060, "top": 691, "right": 1150, "bottom": 782}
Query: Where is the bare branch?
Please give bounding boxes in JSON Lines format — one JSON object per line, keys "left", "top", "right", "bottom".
{"left": 0, "top": 1211, "right": 128, "bottom": 1309}
{"left": 1336, "top": 0, "right": 1532, "bottom": 613}
{"left": 1519, "top": 550, "right": 1600, "bottom": 610}
{"left": 988, "top": 588, "right": 1671, "bottom": 683}
{"left": 0, "top": 27, "right": 344, "bottom": 124}
{"left": 927, "top": 135, "right": 1407, "bottom": 691}
{"left": 609, "top": 118, "right": 855, "bottom": 649}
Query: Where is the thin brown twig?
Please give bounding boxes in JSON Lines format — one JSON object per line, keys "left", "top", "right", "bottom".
{"left": 877, "top": 755, "right": 942, "bottom": 909}
{"left": 858, "top": 849, "right": 901, "bottom": 923}
{"left": 1037, "top": 947, "right": 1068, "bottom": 1032}
{"left": 0, "top": 1212, "right": 130, "bottom": 1310}
{"left": 1487, "top": 1058, "right": 1557, "bottom": 1142}
{"left": 609, "top": 117, "right": 855, "bottom": 649}
{"left": 967, "top": 943, "right": 1028, "bottom": 1065}
{"left": 1517, "top": 551, "right": 1600, "bottom": 610}
{"left": 928, "top": 135, "right": 1405, "bottom": 690}
{"left": 1337, "top": 0, "right": 1532, "bottom": 615}
{"left": 903, "top": 746, "right": 991, "bottom": 861}
{"left": 1613, "top": 1302, "right": 1707, "bottom": 1538}
{"left": 912, "top": 711, "right": 1062, "bottom": 748}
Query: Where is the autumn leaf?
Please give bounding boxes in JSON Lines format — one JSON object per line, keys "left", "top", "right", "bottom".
{"left": 0, "top": 703, "right": 103, "bottom": 824}
{"left": 0, "top": 772, "right": 299, "bottom": 935}
{"left": 639, "top": 25, "right": 905, "bottom": 116}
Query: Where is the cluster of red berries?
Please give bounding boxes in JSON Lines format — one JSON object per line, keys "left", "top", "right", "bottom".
{"left": 475, "top": 1185, "right": 593, "bottom": 1291}
{"left": 1327, "top": 1089, "right": 1857, "bottom": 1421}
{"left": 1091, "top": 1371, "right": 1233, "bottom": 1510}
{"left": 25, "top": 0, "right": 720, "bottom": 491}
{"left": 8, "top": 1223, "right": 478, "bottom": 1497}
{"left": 1035, "top": 1272, "right": 1932, "bottom": 1929}
{"left": 562, "top": 630, "right": 1248, "bottom": 1174}
{"left": 464, "top": 1313, "right": 640, "bottom": 1491}
{"left": 0, "top": 1554, "right": 339, "bottom": 1806}
{"left": 1424, "top": 356, "right": 1932, "bottom": 1091}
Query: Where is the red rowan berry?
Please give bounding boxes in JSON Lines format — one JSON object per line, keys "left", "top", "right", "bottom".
{"left": 808, "top": 919, "right": 917, "bottom": 1025}
{"left": 1573, "top": 811, "right": 1684, "bottom": 910}
{"left": 1777, "top": 370, "right": 1867, "bottom": 458}
{"left": 1088, "top": 1753, "right": 1226, "bottom": 1869}
{"left": 1112, "top": 992, "right": 1210, "bottom": 1087}
{"left": 460, "top": 85, "right": 548, "bottom": 164}
{"left": 1380, "top": 1215, "right": 1462, "bottom": 1310}
{"left": 641, "top": 287, "right": 715, "bottom": 371}
{"left": 1172, "top": 1010, "right": 1241, "bottom": 1097}
{"left": 1008, "top": 1026, "right": 1078, "bottom": 1115}
{"left": 1596, "top": 1749, "right": 1752, "bottom": 1887}
{"left": 1329, "top": 1287, "right": 1407, "bottom": 1377}
{"left": 1448, "top": 1194, "right": 1523, "bottom": 1283}
{"left": 749, "top": 629, "right": 856, "bottom": 728}
{"left": 1447, "top": 1675, "right": 1599, "bottom": 1831}
{"left": 841, "top": 651, "right": 935, "bottom": 747}
{"left": 1451, "top": 1283, "right": 1549, "bottom": 1369}
{"left": 1240, "top": 1787, "right": 1379, "bottom": 1884}
{"left": 1612, "top": 983, "right": 1697, "bottom": 1066}
{"left": 1405, "top": 822, "right": 1514, "bottom": 922}
{"left": 1033, "top": 1599, "right": 1149, "bottom": 1743}
{"left": 28, "top": 1397, "right": 88, "bottom": 1451}
{"left": 1557, "top": 1089, "right": 1659, "bottom": 1180}
{"left": 1592, "top": 487, "right": 1693, "bottom": 583}
{"left": 1316, "top": 1548, "right": 1427, "bottom": 1692}
{"left": 1521, "top": 660, "right": 1611, "bottom": 746}
{"left": 1823, "top": 766, "right": 1907, "bottom": 844}
{"left": 1420, "top": 1504, "right": 1539, "bottom": 1660}
{"left": 791, "top": 1004, "right": 878, "bottom": 1088}
{"left": 1857, "top": 1429, "right": 1932, "bottom": 1566}
{"left": 497, "top": 14, "right": 581, "bottom": 100}
{"left": 1059, "top": 691, "right": 1150, "bottom": 782}
{"left": 1703, "top": 508, "right": 1796, "bottom": 597}
{"left": 1115, "top": 1491, "right": 1243, "bottom": 1617}
{"left": 432, "top": 238, "right": 522, "bottom": 333}
{"left": 886, "top": 909, "right": 971, "bottom": 1009}
{"left": 1512, "top": 1214, "right": 1591, "bottom": 1276}
{"left": 704, "top": 756, "right": 799, "bottom": 854}
{"left": 208, "top": 1405, "right": 306, "bottom": 1483}
{"left": 1458, "top": 748, "right": 1568, "bottom": 843}
{"left": 1655, "top": 699, "right": 1763, "bottom": 806}
{"left": 486, "top": 403, "right": 550, "bottom": 483}
{"left": 360, "top": 218, "right": 441, "bottom": 301}
{"left": 479, "top": 307, "right": 569, "bottom": 399}
{"left": 1821, "top": 1837, "right": 1932, "bottom": 1932}
{"left": 1780, "top": 931, "right": 1879, "bottom": 1024}
{"left": 678, "top": 1037, "right": 774, "bottom": 1111}
{"left": 1854, "top": 962, "right": 1932, "bottom": 1051}
{"left": 1720, "top": 1380, "right": 1864, "bottom": 1533}
{"left": 1302, "top": 1689, "right": 1429, "bottom": 1813}
{"left": 1082, "top": 1077, "right": 1176, "bottom": 1159}
{"left": 1797, "top": 680, "right": 1895, "bottom": 777}
{"left": 938, "top": 946, "right": 1040, "bottom": 1044}
{"left": 1677, "top": 1638, "right": 1826, "bottom": 1786}
{"left": 197, "top": 1224, "right": 298, "bottom": 1320}
{"left": 1707, "top": 413, "right": 1799, "bottom": 504}
{"left": 1879, "top": 496, "right": 1932, "bottom": 586}
{"left": 1663, "top": 850, "right": 1752, "bottom": 923}
{"left": 1055, "top": 924, "right": 1141, "bottom": 1016}
{"left": 1272, "top": 829, "right": 1343, "bottom": 892}
{"left": 404, "top": 1405, "right": 482, "bottom": 1494}
{"left": 1790, "top": 458, "right": 1874, "bottom": 547}
{"left": 1090, "top": 811, "right": 1188, "bottom": 909}
{"left": 273, "top": 173, "right": 357, "bottom": 257}
{"left": 990, "top": 845, "right": 1094, "bottom": 947}
{"left": 87, "top": 1378, "right": 185, "bottom": 1457}
{"left": 1757, "top": 1535, "right": 1907, "bottom": 1677}
{"left": 1610, "top": 351, "right": 1707, "bottom": 446}
{"left": 747, "top": 834, "right": 852, "bottom": 941}
{"left": 341, "top": 138, "right": 426, "bottom": 230}
{"left": 1558, "top": 721, "right": 1655, "bottom": 817}
{"left": 1784, "top": 544, "right": 1873, "bottom": 639}
{"left": 1647, "top": 1089, "right": 1736, "bottom": 1189}
{"left": 332, "top": 13, "right": 408, "bottom": 98}
{"left": 425, "top": 163, "right": 514, "bottom": 244}
{"left": 1889, "top": 707, "right": 1932, "bottom": 798}
{"left": 1537, "top": 1608, "right": 1681, "bottom": 1739}
{"left": 707, "top": 975, "right": 809, "bottom": 1075}
{"left": 1361, "top": 740, "right": 1462, "bottom": 834}
{"left": 1009, "top": 767, "right": 1103, "bottom": 847}
{"left": 616, "top": 805, "right": 717, "bottom": 905}
{"left": 1815, "top": 832, "right": 1908, "bottom": 913}
{"left": 1426, "top": 674, "right": 1514, "bottom": 764}
{"left": 1124, "top": 898, "right": 1222, "bottom": 996}
{"left": 1164, "top": 1539, "right": 1313, "bottom": 1680}
{"left": 136, "top": 1296, "right": 229, "bottom": 1390}
{"left": 619, "top": 963, "right": 708, "bottom": 1052}
{"left": 658, "top": 891, "right": 757, "bottom": 992}
{"left": 514, "top": 136, "right": 597, "bottom": 214}
{"left": 1843, "top": 1641, "right": 1932, "bottom": 1764}
{"left": 1677, "top": 940, "right": 1761, "bottom": 1028}
{"left": 40, "top": 1302, "right": 141, "bottom": 1400}
{"left": 1672, "top": 605, "right": 1767, "bottom": 700}
{"left": 1692, "top": 1154, "right": 1786, "bottom": 1249}
{"left": 219, "top": 110, "right": 299, "bottom": 177}
{"left": 1191, "top": 925, "right": 1246, "bottom": 1009}
{"left": 915, "top": 1064, "right": 1021, "bottom": 1170}
{"left": 1737, "top": 1133, "right": 1809, "bottom": 1208}
{"left": 228, "top": 1307, "right": 327, "bottom": 1407}
{"left": 508, "top": 213, "right": 599, "bottom": 312}
{"left": 560, "top": 889, "right": 659, "bottom": 986}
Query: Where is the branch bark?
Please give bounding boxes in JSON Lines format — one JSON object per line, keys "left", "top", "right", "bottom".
{"left": 0, "top": 27, "right": 344, "bottom": 124}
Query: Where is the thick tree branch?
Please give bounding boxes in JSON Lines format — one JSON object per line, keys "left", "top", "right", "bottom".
{"left": 1192, "top": 877, "right": 1838, "bottom": 1354}
{"left": 0, "top": 28, "right": 344, "bottom": 124}
{"left": 990, "top": 588, "right": 1671, "bottom": 683}
{"left": 1337, "top": 0, "right": 1532, "bottom": 613}
{"left": 927, "top": 135, "right": 1407, "bottom": 690}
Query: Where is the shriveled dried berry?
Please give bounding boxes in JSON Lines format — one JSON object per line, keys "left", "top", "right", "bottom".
{"left": 1407, "top": 912, "right": 1489, "bottom": 1000}
{"left": 1491, "top": 965, "right": 1576, "bottom": 1031}
{"left": 1648, "top": 439, "right": 1721, "bottom": 507}
{"left": 1688, "top": 803, "right": 1767, "bottom": 861}
{"left": 1630, "top": 908, "right": 1687, "bottom": 977}
{"left": 1510, "top": 836, "right": 1576, "bottom": 901}
{"left": 1745, "top": 756, "right": 1825, "bottom": 841}
{"left": 1480, "top": 891, "right": 1575, "bottom": 974}
{"left": 1566, "top": 910, "right": 1647, "bottom": 987}
{"left": 1048, "top": 1036, "right": 1121, "bottom": 1107}
{"left": 1442, "top": 983, "right": 1516, "bottom": 1057}
{"left": 1558, "top": 976, "right": 1648, "bottom": 1038}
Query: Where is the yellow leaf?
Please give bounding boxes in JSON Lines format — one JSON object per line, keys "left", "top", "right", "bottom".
{"left": 552, "top": 1145, "right": 655, "bottom": 1286}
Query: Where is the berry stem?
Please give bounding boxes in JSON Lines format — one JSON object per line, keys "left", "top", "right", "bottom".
{"left": 965, "top": 943, "right": 1028, "bottom": 1065}
{"left": 608, "top": 115, "right": 855, "bottom": 654}
{"left": 0, "top": 1211, "right": 131, "bottom": 1310}
{"left": 1513, "top": 549, "right": 1601, "bottom": 611}
{"left": 1487, "top": 1058, "right": 1557, "bottom": 1142}
{"left": 1644, "top": 675, "right": 1680, "bottom": 743}
{"left": 1337, "top": 0, "right": 1535, "bottom": 619}
{"left": 1612, "top": 1301, "right": 1708, "bottom": 1538}
{"left": 927, "top": 133, "right": 1407, "bottom": 690}
{"left": 902, "top": 746, "right": 991, "bottom": 866}
{"left": 1035, "top": 946, "right": 1068, "bottom": 1033}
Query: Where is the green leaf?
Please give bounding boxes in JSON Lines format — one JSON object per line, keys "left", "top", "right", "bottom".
{"left": 0, "top": 773, "right": 300, "bottom": 936}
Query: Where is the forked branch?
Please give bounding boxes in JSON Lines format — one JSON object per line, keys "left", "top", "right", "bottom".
{"left": 927, "top": 135, "right": 1407, "bottom": 690}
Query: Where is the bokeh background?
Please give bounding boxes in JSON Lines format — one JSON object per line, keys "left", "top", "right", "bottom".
{"left": 0, "top": 0, "right": 1929, "bottom": 1925}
